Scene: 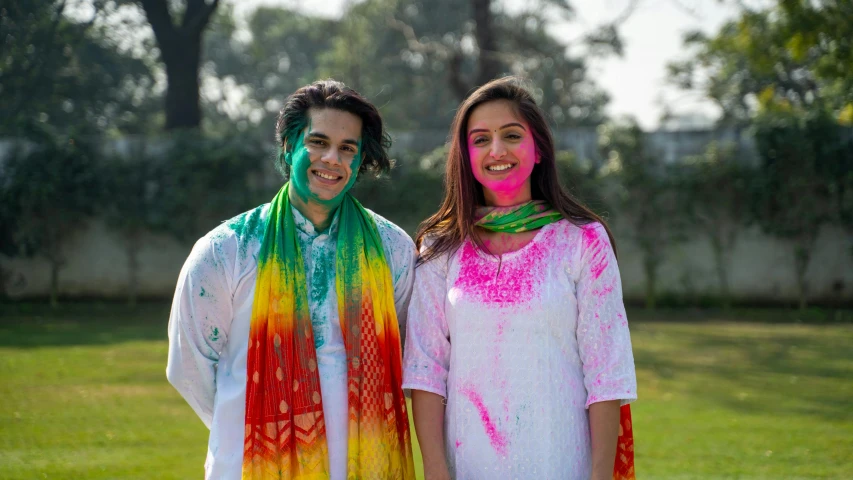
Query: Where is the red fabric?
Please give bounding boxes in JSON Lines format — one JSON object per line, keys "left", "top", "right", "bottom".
{"left": 613, "top": 404, "right": 635, "bottom": 480}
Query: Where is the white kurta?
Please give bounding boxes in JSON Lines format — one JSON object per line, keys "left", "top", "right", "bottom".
{"left": 402, "top": 220, "right": 637, "bottom": 479}
{"left": 166, "top": 203, "right": 416, "bottom": 480}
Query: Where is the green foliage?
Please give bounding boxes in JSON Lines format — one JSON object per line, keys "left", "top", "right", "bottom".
{"left": 0, "top": 0, "right": 158, "bottom": 136}
{"left": 750, "top": 110, "right": 852, "bottom": 308}
{"left": 144, "top": 132, "right": 271, "bottom": 243}
{"left": 0, "top": 126, "right": 102, "bottom": 306}
{"left": 202, "top": 5, "right": 339, "bottom": 134}
{"left": 200, "top": 0, "right": 614, "bottom": 133}
{"left": 554, "top": 150, "right": 611, "bottom": 217}
{"left": 598, "top": 120, "right": 686, "bottom": 309}
{"left": 677, "top": 142, "right": 756, "bottom": 308}
{"left": 668, "top": 1, "right": 853, "bottom": 125}
{"left": 351, "top": 146, "right": 447, "bottom": 235}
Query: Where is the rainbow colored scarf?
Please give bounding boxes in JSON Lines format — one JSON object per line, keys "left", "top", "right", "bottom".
{"left": 477, "top": 200, "right": 636, "bottom": 480}
{"left": 242, "top": 183, "right": 414, "bottom": 479}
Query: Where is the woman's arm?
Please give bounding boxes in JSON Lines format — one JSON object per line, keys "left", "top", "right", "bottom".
{"left": 589, "top": 399, "right": 620, "bottom": 480}
{"left": 412, "top": 390, "right": 451, "bottom": 480}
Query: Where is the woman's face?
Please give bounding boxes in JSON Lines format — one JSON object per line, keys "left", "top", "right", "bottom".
{"left": 466, "top": 100, "right": 537, "bottom": 206}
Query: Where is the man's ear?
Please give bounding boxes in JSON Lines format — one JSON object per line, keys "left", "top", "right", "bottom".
{"left": 282, "top": 142, "right": 292, "bottom": 166}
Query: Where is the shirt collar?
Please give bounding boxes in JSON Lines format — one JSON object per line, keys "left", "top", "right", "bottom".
{"left": 290, "top": 204, "right": 340, "bottom": 238}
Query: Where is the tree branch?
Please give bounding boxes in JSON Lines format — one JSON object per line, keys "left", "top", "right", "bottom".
{"left": 183, "top": 0, "right": 220, "bottom": 35}
{"left": 137, "top": 0, "right": 176, "bottom": 45}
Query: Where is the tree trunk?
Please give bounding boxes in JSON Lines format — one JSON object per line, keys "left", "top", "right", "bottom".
{"left": 162, "top": 38, "right": 202, "bottom": 130}
{"left": 793, "top": 243, "right": 811, "bottom": 310}
{"left": 138, "top": 0, "right": 219, "bottom": 130}
{"left": 710, "top": 232, "right": 732, "bottom": 310}
{"left": 472, "top": 0, "right": 501, "bottom": 86}
{"left": 50, "top": 259, "right": 60, "bottom": 308}
{"left": 127, "top": 234, "right": 140, "bottom": 308}
{"left": 643, "top": 256, "right": 657, "bottom": 310}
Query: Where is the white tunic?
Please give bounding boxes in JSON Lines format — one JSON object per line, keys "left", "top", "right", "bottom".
{"left": 402, "top": 220, "right": 637, "bottom": 479}
{"left": 166, "top": 203, "right": 416, "bottom": 480}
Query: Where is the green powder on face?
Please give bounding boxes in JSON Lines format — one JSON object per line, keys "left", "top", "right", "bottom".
{"left": 288, "top": 130, "right": 363, "bottom": 210}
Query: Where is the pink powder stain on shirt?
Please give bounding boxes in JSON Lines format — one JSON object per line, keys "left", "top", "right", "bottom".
{"left": 455, "top": 440, "right": 462, "bottom": 449}
{"left": 454, "top": 228, "right": 555, "bottom": 305}
{"left": 460, "top": 386, "right": 508, "bottom": 456}
{"left": 582, "top": 224, "right": 609, "bottom": 281}
{"left": 594, "top": 282, "right": 615, "bottom": 298}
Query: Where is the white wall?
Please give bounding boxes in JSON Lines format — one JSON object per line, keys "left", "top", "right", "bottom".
{"left": 2, "top": 219, "right": 851, "bottom": 304}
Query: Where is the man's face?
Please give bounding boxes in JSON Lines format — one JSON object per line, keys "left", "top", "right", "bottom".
{"left": 288, "top": 108, "right": 363, "bottom": 206}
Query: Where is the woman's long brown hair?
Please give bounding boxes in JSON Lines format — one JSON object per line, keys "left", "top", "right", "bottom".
{"left": 415, "top": 76, "right": 617, "bottom": 265}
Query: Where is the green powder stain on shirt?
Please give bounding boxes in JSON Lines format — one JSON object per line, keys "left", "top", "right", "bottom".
{"left": 199, "top": 287, "right": 206, "bottom": 297}
{"left": 210, "top": 327, "right": 220, "bottom": 342}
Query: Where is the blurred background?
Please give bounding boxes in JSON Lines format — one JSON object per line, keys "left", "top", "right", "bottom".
{"left": 0, "top": 0, "right": 851, "bottom": 478}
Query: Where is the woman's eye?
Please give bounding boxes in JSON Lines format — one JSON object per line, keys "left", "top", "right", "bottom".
{"left": 473, "top": 136, "right": 488, "bottom": 145}
{"left": 506, "top": 133, "right": 522, "bottom": 140}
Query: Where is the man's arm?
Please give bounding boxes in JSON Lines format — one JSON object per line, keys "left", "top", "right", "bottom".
{"left": 166, "top": 235, "right": 234, "bottom": 428}
{"left": 387, "top": 228, "right": 418, "bottom": 346}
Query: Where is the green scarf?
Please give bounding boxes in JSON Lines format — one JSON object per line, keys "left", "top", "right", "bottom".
{"left": 475, "top": 200, "right": 563, "bottom": 233}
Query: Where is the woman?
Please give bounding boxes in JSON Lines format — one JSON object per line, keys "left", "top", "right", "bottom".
{"left": 402, "top": 77, "right": 637, "bottom": 480}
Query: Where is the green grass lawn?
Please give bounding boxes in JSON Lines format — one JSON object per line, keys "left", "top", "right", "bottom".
{"left": 1, "top": 303, "right": 851, "bottom": 479}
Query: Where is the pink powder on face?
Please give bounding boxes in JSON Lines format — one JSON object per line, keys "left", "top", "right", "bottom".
{"left": 454, "top": 227, "right": 555, "bottom": 305}
{"left": 460, "top": 386, "right": 508, "bottom": 456}
{"left": 467, "top": 123, "right": 538, "bottom": 204}
{"left": 582, "top": 224, "right": 609, "bottom": 281}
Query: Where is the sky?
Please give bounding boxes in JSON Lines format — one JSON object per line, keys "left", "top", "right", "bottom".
{"left": 234, "top": 0, "right": 742, "bottom": 129}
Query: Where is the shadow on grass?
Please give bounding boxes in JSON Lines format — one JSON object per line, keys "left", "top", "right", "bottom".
{"left": 0, "top": 302, "right": 171, "bottom": 348}
{"left": 633, "top": 322, "right": 853, "bottom": 423}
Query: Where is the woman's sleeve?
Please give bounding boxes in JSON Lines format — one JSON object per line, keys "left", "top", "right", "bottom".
{"left": 575, "top": 223, "right": 637, "bottom": 408}
{"left": 402, "top": 256, "right": 451, "bottom": 398}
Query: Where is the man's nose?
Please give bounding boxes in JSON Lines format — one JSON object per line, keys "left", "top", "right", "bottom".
{"left": 321, "top": 148, "right": 342, "bottom": 165}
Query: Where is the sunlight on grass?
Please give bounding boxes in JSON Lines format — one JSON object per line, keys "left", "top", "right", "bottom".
{"left": 0, "top": 304, "right": 851, "bottom": 479}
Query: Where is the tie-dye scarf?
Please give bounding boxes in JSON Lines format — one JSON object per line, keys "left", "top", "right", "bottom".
{"left": 242, "top": 183, "right": 414, "bottom": 479}
{"left": 476, "top": 200, "right": 636, "bottom": 480}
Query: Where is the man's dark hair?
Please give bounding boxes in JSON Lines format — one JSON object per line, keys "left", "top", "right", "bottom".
{"left": 274, "top": 79, "right": 392, "bottom": 178}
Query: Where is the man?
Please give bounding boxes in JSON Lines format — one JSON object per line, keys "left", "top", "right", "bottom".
{"left": 166, "top": 80, "right": 416, "bottom": 479}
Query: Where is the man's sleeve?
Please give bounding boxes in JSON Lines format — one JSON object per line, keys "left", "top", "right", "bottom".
{"left": 390, "top": 234, "right": 418, "bottom": 349}
{"left": 166, "top": 235, "right": 234, "bottom": 428}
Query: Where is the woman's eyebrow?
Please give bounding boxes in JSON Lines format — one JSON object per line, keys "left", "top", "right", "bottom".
{"left": 468, "top": 122, "right": 527, "bottom": 135}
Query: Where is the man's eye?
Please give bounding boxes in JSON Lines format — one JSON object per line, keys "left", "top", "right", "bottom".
{"left": 309, "top": 139, "right": 326, "bottom": 146}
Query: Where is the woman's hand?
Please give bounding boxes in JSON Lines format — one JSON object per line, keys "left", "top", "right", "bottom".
{"left": 589, "top": 399, "right": 621, "bottom": 480}
{"left": 412, "top": 390, "right": 451, "bottom": 480}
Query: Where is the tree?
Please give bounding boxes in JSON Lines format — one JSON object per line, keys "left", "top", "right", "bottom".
{"left": 668, "top": 1, "right": 853, "bottom": 125}
{"left": 379, "top": 0, "right": 619, "bottom": 126}
{"left": 751, "top": 111, "right": 847, "bottom": 309}
{"left": 101, "top": 140, "right": 162, "bottom": 307}
{"left": 0, "top": 127, "right": 101, "bottom": 307}
{"left": 200, "top": 5, "right": 338, "bottom": 134}
{"left": 135, "top": 0, "right": 220, "bottom": 130}
{"left": 599, "top": 120, "right": 685, "bottom": 309}
{"left": 0, "top": 0, "right": 157, "bottom": 135}
{"left": 202, "top": 0, "right": 620, "bottom": 132}
{"left": 678, "top": 142, "right": 754, "bottom": 309}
